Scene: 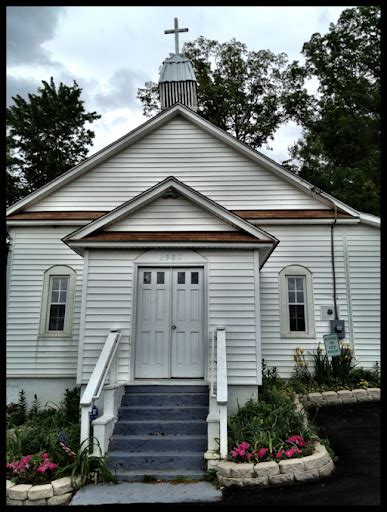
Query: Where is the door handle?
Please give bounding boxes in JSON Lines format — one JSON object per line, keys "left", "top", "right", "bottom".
{"left": 171, "top": 325, "right": 176, "bottom": 329}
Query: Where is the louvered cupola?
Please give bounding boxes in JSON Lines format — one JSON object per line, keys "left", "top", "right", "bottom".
{"left": 159, "top": 18, "right": 198, "bottom": 111}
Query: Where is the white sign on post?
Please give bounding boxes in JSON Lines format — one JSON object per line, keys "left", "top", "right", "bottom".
{"left": 323, "top": 334, "right": 341, "bottom": 357}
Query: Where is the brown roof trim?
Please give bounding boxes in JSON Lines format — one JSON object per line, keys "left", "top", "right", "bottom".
{"left": 7, "top": 209, "right": 353, "bottom": 222}
{"left": 7, "top": 211, "right": 107, "bottom": 221}
{"left": 82, "top": 231, "right": 262, "bottom": 243}
{"left": 232, "top": 209, "right": 352, "bottom": 219}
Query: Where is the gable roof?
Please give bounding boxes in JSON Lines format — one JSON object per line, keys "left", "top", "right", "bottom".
{"left": 63, "top": 176, "right": 279, "bottom": 265}
{"left": 6, "top": 103, "right": 378, "bottom": 227}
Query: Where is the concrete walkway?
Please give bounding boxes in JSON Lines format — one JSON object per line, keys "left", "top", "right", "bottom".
{"left": 70, "top": 481, "right": 222, "bottom": 505}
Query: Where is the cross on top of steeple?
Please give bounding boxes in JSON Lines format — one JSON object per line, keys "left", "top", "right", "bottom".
{"left": 164, "top": 17, "right": 188, "bottom": 55}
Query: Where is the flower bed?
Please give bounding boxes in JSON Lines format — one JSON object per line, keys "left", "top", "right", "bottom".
{"left": 6, "top": 476, "right": 82, "bottom": 506}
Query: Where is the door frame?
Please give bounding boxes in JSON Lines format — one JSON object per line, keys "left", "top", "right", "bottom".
{"left": 131, "top": 254, "right": 209, "bottom": 382}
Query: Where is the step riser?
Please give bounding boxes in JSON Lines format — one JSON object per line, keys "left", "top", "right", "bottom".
{"left": 108, "top": 455, "right": 206, "bottom": 470}
{"left": 114, "top": 422, "right": 207, "bottom": 436}
{"left": 125, "top": 385, "right": 208, "bottom": 394}
{"left": 121, "top": 394, "right": 208, "bottom": 407}
{"left": 114, "top": 472, "right": 206, "bottom": 482}
{"left": 109, "top": 437, "right": 207, "bottom": 452}
{"left": 118, "top": 407, "right": 208, "bottom": 421}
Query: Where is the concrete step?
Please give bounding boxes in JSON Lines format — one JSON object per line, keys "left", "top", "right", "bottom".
{"left": 114, "top": 419, "right": 207, "bottom": 436}
{"left": 107, "top": 451, "right": 207, "bottom": 470}
{"left": 120, "top": 392, "right": 209, "bottom": 407}
{"left": 118, "top": 405, "right": 208, "bottom": 421}
{"left": 111, "top": 469, "right": 207, "bottom": 482}
{"left": 124, "top": 385, "right": 208, "bottom": 394}
{"left": 109, "top": 435, "right": 207, "bottom": 452}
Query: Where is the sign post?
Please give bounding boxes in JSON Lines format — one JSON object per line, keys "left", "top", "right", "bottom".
{"left": 323, "top": 334, "right": 341, "bottom": 357}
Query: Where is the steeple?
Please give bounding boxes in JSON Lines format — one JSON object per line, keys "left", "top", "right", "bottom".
{"left": 159, "top": 18, "right": 198, "bottom": 111}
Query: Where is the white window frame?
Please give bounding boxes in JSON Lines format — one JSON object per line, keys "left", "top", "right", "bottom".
{"left": 39, "top": 265, "right": 76, "bottom": 337}
{"left": 279, "top": 265, "right": 315, "bottom": 338}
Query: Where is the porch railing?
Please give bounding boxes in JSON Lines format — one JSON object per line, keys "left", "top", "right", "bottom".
{"left": 207, "top": 327, "right": 228, "bottom": 460}
{"left": 80, "top": 329, "right": 122, "bottom": 451}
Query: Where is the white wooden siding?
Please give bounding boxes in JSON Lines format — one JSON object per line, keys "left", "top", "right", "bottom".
{"left": 259, "top": 224, "right": 380, "bottom": 378}
{"left": 26, "top": 116, "right": 328, "bottom": 212}
{"left": 345, "top": 225, "right": 380, "bottom": 368}
{"left": 201, "top": 250, "right": 258, "bottom": 385}
{"left": 7, "top": 227, "right": 83, "bottom": 377}
{"left": 106, "top": 196, "right": 236, "bottom": 232}
{"left": 81, "top": 251, "right": 140, "bottom": 383}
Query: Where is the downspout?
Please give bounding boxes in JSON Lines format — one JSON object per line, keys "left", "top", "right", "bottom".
{"left": 310, "top": 187, "right": 339, "bottom": 320}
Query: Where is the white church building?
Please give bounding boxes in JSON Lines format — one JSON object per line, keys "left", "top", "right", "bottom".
{"left": 6, "top": 19, "right": 380, "bottom": 478}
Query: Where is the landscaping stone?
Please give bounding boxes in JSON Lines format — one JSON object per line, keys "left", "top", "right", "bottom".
{"left": 321, "top": 391, "right": 337, "bottom": 400}
{"left": 243, "top": 476, "right": 269, "bottom": 487}
{"left": 47, "top": 492, "right": 73, "bottom": 505}
{"left": 253, "top": 461, "right": 279, "bottom": 477}
{"left": 52, "top": 476, "right": 73, "bottom": 496}
{"left": 357, "top": 395, "right": 372, "bottom": 402}
{"left": 26, "top": 498, "right": 48, "bottom": 506}
{"left": 8, "top": 483, "right": 33, "bottom": 500}
{"left": 337, "top": 390, "right": 353, "bottom": 398}
{"left": 352, "top": 389, "right": 367, "bottom": 398}
{"left": 230, "top": 463, "right": 254, "bottom": 478}
{"left": 307, "top": 392, "right": 323, "bottom": 403}
{"left": 269, "top": 473, "right": 294, "bottom": 485}
{"left": 28, "top": 483, "right": 53, "bottom": 500}
{"left": 367, "top": 388, "right": 380, "bottom": 400}
{"left": 219, "top": 476, "right": 244, "bottom": 487}
{"left": 217, "top": 461, "right": 240, "bottom": 478}
{"left": 303, "top": 451, "right": 330, "bottom": 470}
{"left": 294, "top": 469, "right": 320, "bottom": 482}
{"left": 318, "top": 460, "right": 335, "bottom": 478}
{"left": 6, "top": 480, "right": 15, "bottom": 491}
{"left": 279, "top": 458, "right": 305, "bottom": 474}
{"left": 6, "top": 498, "right": 24, "bottom": 506}
{"left": 341, "top": 396, "right": 357, "bottom": 404}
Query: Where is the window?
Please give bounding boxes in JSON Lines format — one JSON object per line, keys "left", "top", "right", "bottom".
{"left": 39, "top": 266, "right": 76, "bottom": 337}
{"left": 279, "top": 265, "right": 315, "bottom": 338}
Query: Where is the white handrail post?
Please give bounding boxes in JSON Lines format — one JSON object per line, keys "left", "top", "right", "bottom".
{"left": 216, "top": 327, "right": 228, "bottom": 459}
{"left": 80, "top": 405, "right": 91, "bottom": 451}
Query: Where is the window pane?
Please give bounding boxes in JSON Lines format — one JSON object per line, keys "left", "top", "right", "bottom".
{"left": 295, "top": 278, "right": 304, "bottom": 291}
{"left": 51, "top": 291, "right": 59, "bottom": 303}
{"left": 59, "top": 290, "right": 67, "bottom": 303}
{"left": 59, "top": 278, "right": 68, "bottom": 291}
{"left": 288, "top": 291, "right": 296, "bottom": 304}
{"left": 49, "top": 304, "right": 66, "bottom": 331}
{"left": 288, "top": 278, "right": 295, "bottom": 291}
{"left": 52, "top": 277, "right": 61, "bottom": 291}
{"left": 191, "top": 272, "right": 199, "bottom": 284}
{"left": 289, "top": 305, "right": 306, "bottom": 331}
{"left": 143, "top": 271, "right": 151, "bottom": 284}
{"left": 157, "top": 272, "right": 165, "bottom": 284}
{"left": 178, "top": 272, "right": 185, "bottom": 284}
{"left": 297, "top": 291, "right": 304, "bottom": 303}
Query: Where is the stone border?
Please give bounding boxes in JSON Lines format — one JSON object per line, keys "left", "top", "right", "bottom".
{"left": 214, "top": 441, "right": 334, "bottom": 488}
{"left": 6, "top": 476, "right": 83, "bottom": 506}
{"left": 298, "top": 387, "right": 380, "bottom": 408}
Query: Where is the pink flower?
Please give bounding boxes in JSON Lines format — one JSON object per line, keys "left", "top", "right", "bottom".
{"left": 239, "top": 442, "right": 250, "bottom": 450}
{"left": 47, "top": 463, "right": 58, "bottom": 470}
{"left": 285, "top": 447, "right": 297, "bottom": 458}
{"left": 287, "top": 435, "right": 306, "bottom": 447}
{"left": 275, "top": 450, "right": 284, "bottom": 459}
{"left": 238, "top": 449, "right": 246, "bottom": 456}
{"left": 231, "top": 449, "right": 238, "bottom": 458}
{"left": 41, "top": 453, "right": 49, "bottom": 459}
{"left": 257, "top": 448, "right": 269, "bottom": 459}
{"left": 37, "top": 465, "right": 48, "bottom": 473}
{"left": 247, "top": 453, "right": 253, "bottom": 461}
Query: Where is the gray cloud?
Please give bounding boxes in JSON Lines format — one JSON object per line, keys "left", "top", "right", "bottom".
{"left": 94, "top": 68, "right": 148, "bottom": 111}
{"left": 7, "top": 6, "right": 65, "bottom": 66}
{"left": 6, "top": 75, "right": 41, "bottom": 106}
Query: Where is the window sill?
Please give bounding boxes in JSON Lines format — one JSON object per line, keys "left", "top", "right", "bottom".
{"left": 281, "top": 332, "right": 316, "bottom": 339}
{"left": 37, "top": 333, "right": 73, "bottom": 339}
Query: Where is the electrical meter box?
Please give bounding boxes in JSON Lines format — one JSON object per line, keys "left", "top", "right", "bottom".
{"left": 330, "top": 319, "right": 345, "bottom": 339}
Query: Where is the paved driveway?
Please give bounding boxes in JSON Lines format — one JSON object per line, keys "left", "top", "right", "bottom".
{"left": 219, "top": 401, "right": 380, "bottom": 507}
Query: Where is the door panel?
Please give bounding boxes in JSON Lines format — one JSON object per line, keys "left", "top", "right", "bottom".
{"left": 135, "top": 269, "right": 170, "bottom": 378}
{"left": 171, "top": 269, "right": 204, "bottom": 378}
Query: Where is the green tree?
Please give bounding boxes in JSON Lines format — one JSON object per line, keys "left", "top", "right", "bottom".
{"left": 288, "top": 6, "right": 380, "bottom": 215}
{"left": 6, "top": 77, "right": 101, "bottom": 205}
{"left": 137, "top": 37, "right": 307, "bottom": 150}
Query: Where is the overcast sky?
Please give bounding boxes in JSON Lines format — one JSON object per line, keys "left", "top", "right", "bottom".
{"left": 7, "top": 5, "right": 350, "bottom": 163}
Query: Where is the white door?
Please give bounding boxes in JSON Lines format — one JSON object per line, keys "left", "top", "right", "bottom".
{"left": 135, "top": 268, "right": 204, "bottom": 379}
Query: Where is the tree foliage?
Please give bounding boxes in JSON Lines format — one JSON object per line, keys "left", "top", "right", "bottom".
{"left": 288, "top": 6, "right": 380, "bottom": 215}
{"left": 137, "top": 37, "right": 307, "bottom": 150}
{"left": 6, "top": 77, "right": 101, "bottom": 206}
